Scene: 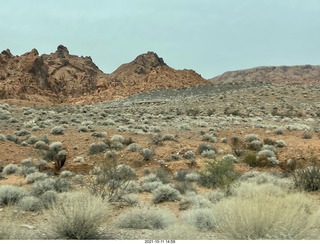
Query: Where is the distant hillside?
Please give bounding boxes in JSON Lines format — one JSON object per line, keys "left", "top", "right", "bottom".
{"left": 210, "top": 65, "right": 320, "bottom": 85}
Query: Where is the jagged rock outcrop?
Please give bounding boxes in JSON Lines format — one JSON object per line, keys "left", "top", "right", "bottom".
{"left": 210, "top": 65, "right": 320, "bottom": 85}
{"left": 0, "top": 46, "right": 207, "bottom": 105}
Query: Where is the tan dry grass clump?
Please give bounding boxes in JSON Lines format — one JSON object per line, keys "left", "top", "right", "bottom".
{"left": 214, "top": 182, "right": 320, "bottom": 239}
{"left": 44, "top": 192, "right": 109, "bottom": 240}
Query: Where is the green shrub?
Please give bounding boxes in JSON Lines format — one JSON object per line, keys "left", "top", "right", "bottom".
{"left": 198, "top": 159, "right": 239, "bottom": 188}
{"left": 0, "top": 185, "right": 27, "bottom": 206}
{"left": 182, "top": 208, "right": 216, "bottom": 232}
{"left": 201, "top": 150, "right": 216, "bottom": 159}
{"left": 27, "top": 136, "right": 38, "bottom": 145}
{"left": 294, "top": 166, "right": 320, "bottom": 191}
{"left": 152, "top": 185, "right": 181, "bottom": 203}
{"left": 162, "top": 134, "right": 176, "bottom": 141}
{"left": 44, "top": 192, "right": 109, "bottom": 240}
{"left": 244, "top": 152, "right": 257, "bottom": 167}
{"left": 202, "top": 135, "right": 216, "bottom": 143}
{"left": 116, "top": 204, "right": 176, "bottom": 230}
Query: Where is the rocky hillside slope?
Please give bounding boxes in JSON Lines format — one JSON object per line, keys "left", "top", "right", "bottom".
{"left": 0, "top": 46, "right": 208, "bottom": 105}
{"left": 210, "top": 65, "right": 320, "bottom": 85}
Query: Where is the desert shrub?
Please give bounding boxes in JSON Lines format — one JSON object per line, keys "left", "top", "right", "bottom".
{"left": 258, "top": 149, "right": 276, "bottom": 158}
{"left": 256, "top": 155, "right": 270, "bottom": 167}
{"left": 110, "top": 141, "right": 123, "bottom": 149}
{"left": 40, "top": 190, "right": 57, "bottom": 209}
{"left": 90, "top": 132, "right": 107, "bottom": 138}
{"left": 202, "top": 135, "right": 216, "bottom": 143}
{"left": 261, "top": 144, "right": 276, "bottom": 153}
{"left": 221, "top": 154, "right": 238, "bottom": 163}
{"left": 78, "top": 126, "right": 88, "bottom": 132}
{"left": 185, "top": 172, "right": 200, "bottom": 182}
{"left": 116, "top": 204, "right": 176, "bottom": 230}
{"left": 214, "top": 183, "right": 320, "bottom": 239}
{"left": 88, "top": 142, "right": 107, "bottom": 155}
{"left": 173, "top": 182, "right": 197, "bottom": 195}
{"left": 110, "top": 135, "right": 124, "bottom": 143}
{"left": 14, "top": 129, "right": 30, "bottom": 136}
{"left": 294, "top": 166, "right": 320, "bottom": 191}
{"left": 50, "top": 126, "right": 64, "bottom": 135}
{"left": 302, "top": 133, "right": 312, "bottom": 139}
{"left": 198, "top": 144, "right": 216, "bottom": 154}
{"left": 119, "top": 180, "right": 140, "bottom": 195}
{"left": 36, "top": 159, "right": 47, "bottom": 171}
{"left": 162, "top": 134, "right": 176, "bottom": 141}
{"left": 121, "top": 193, "right": 139, "bottom": 206}
{"left": 155, "top": 167, "right": 172, "bottom": 184}
{"left": 21, "top": 158, "right": 34, "bottom": 167}
{"left": 83, "top": 158, "right": 136, "bottom": 201}
{"left": 198, "top": 159, "right": 239, "bottom": 188}
{"left": 201, "top": 150, "right": 216, "bottom": 159}
{"left": 40, "top": 134, "right": 50, "bottom": 144}
{"left": 104, "top": 149, "right": 118, "bottom": 159}
{"left": 248, "top": 140, "right": 262, "bottom": 151}
{"left": 16, "top": 196, "right": 42, "bottom": 212}
{"left": 170, "top": 153, "right": 181, "bottom": 161}
{"left": 0, "top": 162, "right": 3, "bottom": 173}
{"left": 0, "top": 185, "right": 27, "bottom": 206}
{"left": 183, "top": 150, "right": 195, "bottom": 159}
{"left": 27, "top": 136, "right": 38, "bottom": 145}
{"left": 0, "top": 134, "right": 6, "bottom": 141}
{"left": 6, "top": 134, "right": 16, "bottom": 142}
{"left": 206, "top": 190, "right": 226, "bottom": 203}
{"left": 127, "top": 143, "right": 141, "bottom": 152}
{"left": 59, "top": 170, "right": 75, "bottom": 178}
{"left": 263, "top": 138, "right": 275, "bottom": 145}
{"left": 48, "top": 141, "right": 62, "bottom": 152}
{"left": 220, "top": 138, "right": 227, "bottom": 143}
{"left": 244, "top": 152, "right": 257, "bottom": 167}
{"left": 140, "top": 148, "right": 155, "bottom": 160}
{"left": 173, "top": 169, "right": 191, "bottom": 182}
{"left": 2, "top": 164, "right": 19, "bottom": 175}
{"left": 140, "top": 181, "right": 163, "bottom": 192}
{"left": 26, "top": 172, "right": 48, "bottom": 184}
{"left": 244, "top": 134, "right": 260, "bottom": 143}
{"left": 73, "top": 156, "right": 84, "bottom": 163}
{"left": 44, "top": 192, "right": 109, "bottom": 240}
{"left": 54, "top": 178, "right": 74, "bottom": 193}
{"left": 275, "top": 140, "right": 286, "bottom": 148}
{"left": 34, "top": 140, "right": 49, "bottom": 150}
{"left": 178, "top": 123, "right": 191, "bottom": 131}
{"left": 152, "top": 185, "right": 181, "bottom": 203}
{"left": 29, "top": 178, "right": 56, "bottom": 196}
{"left": 18, "top": 165, "right": 38, "bottom": 177}
{"left": 274, "top": 128, "right": 284, "bottom": 134}
{"left": 140, "top": 173, "right": 160, "bottom": 185}
{"left": 142, "top": 167, "right": 151, "bottom": 175}
{"left": 182, "top": 208, "right": 216, "bottom": 232}
{"left": 180, "top": 191, "right": 212, "bottom": 209}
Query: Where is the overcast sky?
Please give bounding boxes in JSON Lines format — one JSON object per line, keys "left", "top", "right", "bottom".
{"left": 1, "top": 0, "right": 319, "bottom": 78}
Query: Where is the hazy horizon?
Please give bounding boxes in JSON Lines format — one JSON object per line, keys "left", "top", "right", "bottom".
{"left": 1, "top": 0, "right": 319, "bottom": 79}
